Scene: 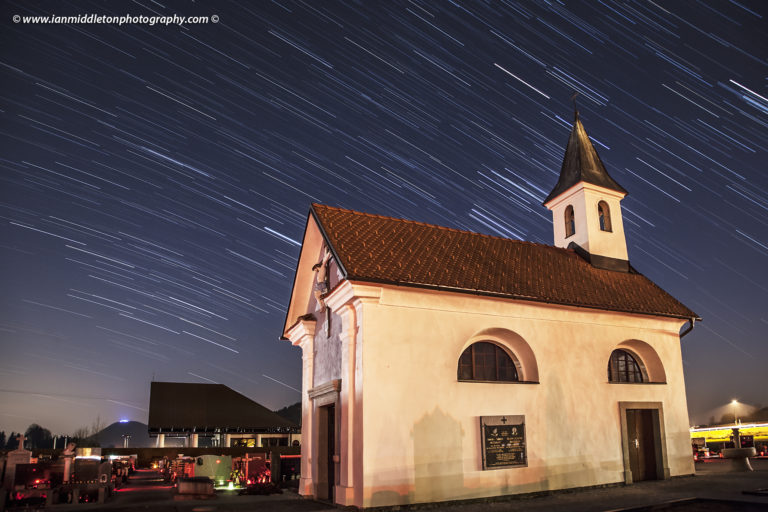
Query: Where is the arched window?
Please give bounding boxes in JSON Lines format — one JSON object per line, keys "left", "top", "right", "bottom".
{"left": 458, "top": 342, "right": 518, "bottom": 382}
{"left": 598, "top": 201, "right": 612, "bottom": 232}
{"left": 564, "top": 205, "right": 575, "bottom": 238}
{"left": 607, "top": 349, "right": 646, "bottom": 383}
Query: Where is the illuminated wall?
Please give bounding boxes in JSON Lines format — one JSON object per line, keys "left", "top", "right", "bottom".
{"left": 290, "top": 275, "right": 693, "bottom": 507}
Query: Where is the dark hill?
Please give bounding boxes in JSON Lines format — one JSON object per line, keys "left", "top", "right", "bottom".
{"left": 274, "top": 402, "right": 301, "bottom": 426}
{"left": 93, "top": 421, "right": 153, "bottom": 448}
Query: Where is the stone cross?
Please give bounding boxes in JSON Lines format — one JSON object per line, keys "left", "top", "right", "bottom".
{"left": 16, "top": 433, "right": 26, "bottom": 450}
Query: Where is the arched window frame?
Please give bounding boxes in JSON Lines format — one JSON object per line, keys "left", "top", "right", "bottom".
{"left": 598, "top": 201, "right": 612, "bottom": 232}
{"left": 607, "top": 349, "right": 648, "bottom": 383}
{"left": 458, "top": 342, "right": 520, "bottom": 382}
{"left": 564, "top": 205, "right": 575, "bottom": 238}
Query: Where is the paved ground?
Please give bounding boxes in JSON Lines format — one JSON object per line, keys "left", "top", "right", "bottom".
{"left": 24, "top": 460, "right": 768, "bottom": 511}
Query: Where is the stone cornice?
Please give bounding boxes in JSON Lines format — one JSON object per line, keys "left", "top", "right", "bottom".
{"left": 308, "top": 379, "right": 341, "bottom": 406}
{"left": 286, "top": 317, "right": 317, "bottom": 347}
{"left": 324, "top": 280, "right": 382, "bottom": 311}
{"left": 544, "top": 181, "right": 626, "bottom": 209}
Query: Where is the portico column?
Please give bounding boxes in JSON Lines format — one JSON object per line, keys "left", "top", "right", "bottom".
{"left": 286, "top": 318, "right": 316, "bottom": 497}
{"left": 324, "top": 281, "right": 381, "bottom": 507}
{"left": 190, "top": 433, "right": 199, "bottom": 448}
{"left": 156, "top": 434, "right": 165, "bottom": 448}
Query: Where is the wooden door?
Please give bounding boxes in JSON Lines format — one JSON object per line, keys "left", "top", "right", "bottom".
{"left": 626, "top": 409, "right": 658, "bottom": 481}
{"left": 326, "top": 404, "right": 335, "bottom": 501}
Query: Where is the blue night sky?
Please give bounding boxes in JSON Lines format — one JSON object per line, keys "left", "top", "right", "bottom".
{"left": 1, "top": 0, "right": 766, "bottom": 434}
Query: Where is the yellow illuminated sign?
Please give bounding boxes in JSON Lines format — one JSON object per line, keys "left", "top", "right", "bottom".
{"left": 690, "top": 423, "right": 768, "bottom": 443}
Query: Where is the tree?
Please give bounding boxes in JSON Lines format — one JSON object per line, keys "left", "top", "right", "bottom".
{"left": 719, "top": 413, "right": 736, "bottom": 424}
{"left": 70, "top": 415, "right": 104, "bottom": 448}
{"left": 6, "top": 431, "right": 17, "bottom": 450}
{"left": 91, "top": 415, "right": 104, "bottom": 437}
{"left": 25, "top": 424, "right": 53, "bottom": 449}
{"left": 0, "top": 431, "right": 5, "bottom": 449}
{"left": 274, "top": 402, "right": 302, "bottom": 426}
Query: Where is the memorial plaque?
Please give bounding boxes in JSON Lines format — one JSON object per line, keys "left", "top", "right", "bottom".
{"left": 480, "top": 415, "right": 526, "bottom": 470}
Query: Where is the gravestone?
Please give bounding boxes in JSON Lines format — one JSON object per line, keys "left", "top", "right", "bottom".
{"left": 2, "top": 434, "right": 32, "bottom": 489}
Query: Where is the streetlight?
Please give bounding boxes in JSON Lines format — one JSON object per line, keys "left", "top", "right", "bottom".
{"left": 731, "top": 399, "right": 738, "bottom": 425}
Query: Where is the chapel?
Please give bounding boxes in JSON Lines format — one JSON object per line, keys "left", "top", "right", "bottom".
{"left": 282, "top": 113, "right": 699, "bottom": 508}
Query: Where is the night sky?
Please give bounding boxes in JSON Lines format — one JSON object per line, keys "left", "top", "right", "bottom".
{"left": 1, "top": 0, "right": 766, "bottom": 435}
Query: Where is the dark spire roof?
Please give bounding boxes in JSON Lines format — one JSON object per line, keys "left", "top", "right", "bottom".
{"left": 543, "top": 112, "right": 627, "bottom": 204}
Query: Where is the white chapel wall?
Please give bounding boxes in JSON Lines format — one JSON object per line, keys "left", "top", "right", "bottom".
{"left": 356, "top": 284, "right": 693, "bottom": 507}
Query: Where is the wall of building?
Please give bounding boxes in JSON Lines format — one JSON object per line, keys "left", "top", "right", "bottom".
{"left": 547, "top": 182, "right": 628, "bottom": 261}
{"left": 312, "top": 308, "right": 342, "bottom": 387}
{"left": 309, "top": 245, "right": 344, "bottom": 387}
{"left": 353, "top": 284, "right": 693, "bottom": 507}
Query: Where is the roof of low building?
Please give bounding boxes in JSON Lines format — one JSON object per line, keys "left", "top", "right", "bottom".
{"left": 148, "top": 382, "right": 298, "bottom": 433}
{"left": 543, "top": 112, "right": 627, "bottom": 204}
{"left": 311, "top": 204, "right": 698, "bottom": 320}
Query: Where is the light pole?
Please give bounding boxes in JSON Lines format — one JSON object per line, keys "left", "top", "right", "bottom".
{"left": 731, "top": 399, "right": 738, "bottom": 425}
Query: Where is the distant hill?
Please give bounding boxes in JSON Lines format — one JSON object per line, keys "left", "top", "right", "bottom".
{"left": 274, "top": 402, "right": 301, "bottom": 426}
{"left": 93, "top": 421, "right": 154, "bottom": 448}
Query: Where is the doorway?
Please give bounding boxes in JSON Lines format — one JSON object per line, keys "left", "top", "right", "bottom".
{"left": 625, "top": 408, "right": 659, "bottom": 481}
{"left": 317, "top": 404, "right": 336, "bottom": 502}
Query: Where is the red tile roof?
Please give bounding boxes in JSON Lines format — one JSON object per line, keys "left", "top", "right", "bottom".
{"left": 311, "top": 204, "right": 698, "bottom": 320}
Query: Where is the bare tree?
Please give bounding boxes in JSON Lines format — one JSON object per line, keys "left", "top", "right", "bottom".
{"left": 72, "top": 427, "right": 90, "bottom": 440}
{"left": 70, "top": 415, "right": 105, "bottom": 448}
{"left": 91, "top": 415, "right": 104, "bottom": 437}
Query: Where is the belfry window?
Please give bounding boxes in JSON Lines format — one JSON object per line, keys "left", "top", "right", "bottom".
{"left": 458, "top": 342, "right": 518, "bottom": 382}
{"left": 564, "top": 205, "right": 575, "bottom": 238}
{"left": 607, "top": 349, "right": 645, "bottom": 383}
{"left": 598, "top": 201, "right": 612, "bottom": 232}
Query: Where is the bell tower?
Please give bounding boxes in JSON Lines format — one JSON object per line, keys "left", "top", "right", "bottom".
{"left": 543, "top": 112, "right": 630, "bottom": 271}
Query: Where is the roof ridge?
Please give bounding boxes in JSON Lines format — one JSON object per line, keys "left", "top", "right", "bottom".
{"left": 306, "top": 203, "right": 698, "bottom": 320}
{"left": 311, "top": 203, "right": 566, "bottom": 252}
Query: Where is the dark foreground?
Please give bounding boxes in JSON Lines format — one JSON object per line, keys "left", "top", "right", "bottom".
{"left": 16, "top": 460, "right": 768, "bottom": 512}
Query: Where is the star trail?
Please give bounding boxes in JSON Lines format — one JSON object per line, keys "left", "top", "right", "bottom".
{"left": 1, "top": 0, "right": 766, "bottom": 433}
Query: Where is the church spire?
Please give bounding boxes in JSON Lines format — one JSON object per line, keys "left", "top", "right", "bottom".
{"left": 543, "top": 114, "right": 627, "bottom": 205}
{"left": 543, "top": 114, "right": 630, "bottom": 270}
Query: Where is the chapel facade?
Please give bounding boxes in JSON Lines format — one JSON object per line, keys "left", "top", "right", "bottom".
{"left": 282, "top": 114, "right": 698, "bottom": 508}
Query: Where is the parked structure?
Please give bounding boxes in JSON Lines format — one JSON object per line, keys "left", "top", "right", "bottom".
{"left": 147, "top": 382, "right": 299, "bottom": 448}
